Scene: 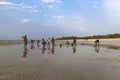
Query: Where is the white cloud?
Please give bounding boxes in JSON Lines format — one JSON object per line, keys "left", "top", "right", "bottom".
{"left": 79, "top": 28, "right": 85, "bottom": 31}
{"left": 104, "top": 0, "right": 120, "bottom": 25}
{"left": 47, "top": 5, "right": 56, "bottom": 8}
{"left": 41, "top": 0, "right": 62, "bottom": 8}
{"left": 104, "top": 0, "right": 120, "bottom": 17}
{"left": 30, "top": 9, "right": 39, "bottom": 13}
{"left": 56, "top": 0, "right": 62, "bottom": 4}
{"left": 69, "top": 16, "right": 86, "bottom": 31}
{"left": 52, "top": 15, "right": 65, "bottom": 22}
{"left": 41, "top": 0, "right": 55, "bottom": 3}
{"left": 21, "top": 5, "right": 33, "bottom": 9}
{"left": 51, "top": 15, "right": 86, "bottom": 34}
{"left": 0, "top": 1, "right": 12, "bottom": 5}
{"left": 0, "top": 1, "right": 39, "bottom": 13}
{"left": 41, "top": 0, "right": 62, "bottom": 3}
{"left": 21, "top": 19, "right": 31, "bottom": 23}
{"left": 52, "top": 15, "right": 64, "bottom": 19}
{"left": 0, "top": 1, "right": 29, "bottom": 9}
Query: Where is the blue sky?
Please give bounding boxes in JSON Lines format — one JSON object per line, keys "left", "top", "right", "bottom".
{"left": 0, "top": 0, "right": 120, "bottom": 40}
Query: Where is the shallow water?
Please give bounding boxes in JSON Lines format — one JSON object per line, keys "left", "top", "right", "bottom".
{"left": 0, "top": 44, "right": 120, "bottom": 80}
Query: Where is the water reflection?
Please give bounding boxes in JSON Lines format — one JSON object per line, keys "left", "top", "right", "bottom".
{"left": 59, "top": 44, "right": 62, "bottom": 48}
{"left": 22, "top": 48, "right": 29, "bottom": 58}
{"left": 42, "top": 47, "right": 46, "bottom": 54}
{"left": 37, "top": 40, "right": 40, "bottom": 48}
{"left": 2, "top": 42, "right": 120, "bottom": 80}
{"left": 31, "top": 44, "right": 35, "bottom": 49}
{"left": 95, "top": 45, "right": 100, "bottom": 53}
{"left": 47, "top": 46, "right": 55, "bottom": 55}
{"left": 73, "top": 46, "right": 76, "bottom": 54}
{"left": 52, "top": 47, "right": 55, "bottom": 54}
{"left": 48, "top": 47, "right": 51, "bottom": 54}
{"left": 21, "top": 42, "right": 102, "bottom": 57}
{"left": 59, "top": 43, "right": 77, "bottom": 54}
{"left": 31, "top": 39, "right": 35, "bottom": 49}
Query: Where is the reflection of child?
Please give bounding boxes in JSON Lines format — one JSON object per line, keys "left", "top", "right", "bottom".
{"left": 22, "top": 48, "right": 29, "bottom": 59}
{"left": 48, "top": 48, "right": 51, "bottom": 54}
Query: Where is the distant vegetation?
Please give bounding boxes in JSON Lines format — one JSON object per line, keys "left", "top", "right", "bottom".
{"left": 56, "top": 33, "right": 120, "bottom": 40}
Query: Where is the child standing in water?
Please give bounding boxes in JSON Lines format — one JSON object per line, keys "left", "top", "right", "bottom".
{"left": 47, "top": 38, "right": 51, "bottom": 48}
{"left": 22, "top": 35, "right": 28, "bottom": 49}
{"left": 51, "top": 37, "right": 55, "bottom": 47}
{"left": 42, "top": 38, "right": 46, "bottom": 48}
{"left": 73, "top": 38, "right": 76, "bottom": 46}
{"left": 37, "top": 40, "right": 40, "bottom": 48}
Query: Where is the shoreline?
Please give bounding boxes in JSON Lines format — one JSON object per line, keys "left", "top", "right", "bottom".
{"left": 0, "top": 38, "right": 120, "bottom": 49}
{"left": 57, "top": 38, "right": 120, "bottom": 49}
{"left": 0, "top": 40, "right": 22, "bottom": 45}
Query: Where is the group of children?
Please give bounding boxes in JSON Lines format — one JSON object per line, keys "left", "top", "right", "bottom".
{"left": 22, "top": 35, "right": 55, "bottom": 49}
{"left": 21, "top": 35, "right": 56, "bottom": 58}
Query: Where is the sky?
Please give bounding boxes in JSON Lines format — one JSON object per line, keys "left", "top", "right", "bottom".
{"left": 0, "top": 0, "right": 120, "bottom": 40}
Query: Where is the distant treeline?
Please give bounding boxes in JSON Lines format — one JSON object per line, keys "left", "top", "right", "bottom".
{"left": 56, "top": 33, "right": 120, "bottom": 40}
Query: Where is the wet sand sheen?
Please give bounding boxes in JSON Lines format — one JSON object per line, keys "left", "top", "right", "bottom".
{"left": 0, "top": 44, "right": 120, "bottom": 80}
{"left": 0, "top": 66, "right": 105, "bottom": 80}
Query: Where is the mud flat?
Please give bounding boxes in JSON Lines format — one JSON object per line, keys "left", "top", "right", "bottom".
{"left": 0, "top": 43, "right": 120, "bottom": 80}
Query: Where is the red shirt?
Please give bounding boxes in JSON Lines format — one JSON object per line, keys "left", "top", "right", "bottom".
{"left": 23, "top": 37, "right": 27, "bottom": 43}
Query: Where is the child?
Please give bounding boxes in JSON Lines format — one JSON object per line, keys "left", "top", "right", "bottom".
{"left": 22, "top": 35, "right": 28, "bottom": 49}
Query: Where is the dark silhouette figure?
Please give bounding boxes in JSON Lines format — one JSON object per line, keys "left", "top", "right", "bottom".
{"left": 66, "top": 41, "right": 70, "bottom": 47}
{"left": 95, "top": 39, "right": 100, "bottom": 53}
{"left": 22, "top": 35, "right": 28, "bottom": 49}
{"left": 95, "top": 39, "right": 99, "bottom": 47}
{"left": 60, "top": 44, "right": 62, "bottom": 48}
{"left": 37, "top": 40, "right": 40, "bottom": 48}
{"left": 42, "top": 38, "right": 46, "bottom": 48}
{"left": 47, "top": 38, "right": 51, "bottom": 48}
{"left": 73, "top": 38, "right": 76, "bottom": 46}
{"left": 82, "top": 43, "right": 84, "bottom": 45}
{"left": 51, "top": 37, "right": 55, "bottom": 47}
{"left": 31, "top": 39, "right": 35, "bottom": 49}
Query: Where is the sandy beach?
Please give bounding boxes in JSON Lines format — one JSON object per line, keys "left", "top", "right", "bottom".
{"left": 0, "top": 40, "right": 120, "bottom": 80}
{"left": 57, "top": 38, "right": 120, "bottom": 49}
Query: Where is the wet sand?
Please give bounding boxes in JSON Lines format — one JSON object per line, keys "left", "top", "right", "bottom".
{"left": 0, "top": 43, "right": 120, "bottom": 80}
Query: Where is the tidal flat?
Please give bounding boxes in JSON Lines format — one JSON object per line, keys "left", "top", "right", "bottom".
{"left": 0, "top": 43, "right": 120, "bottom": 80}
